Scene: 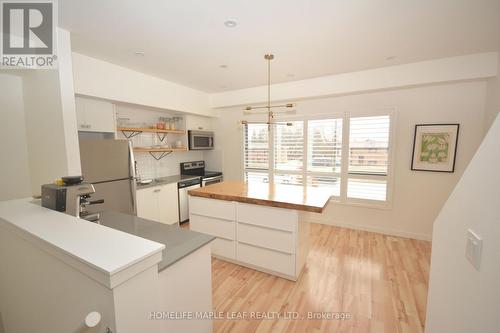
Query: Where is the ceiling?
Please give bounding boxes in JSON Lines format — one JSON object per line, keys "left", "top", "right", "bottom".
{"left": 59, "top": 0, "right": 500, "bottom": 93}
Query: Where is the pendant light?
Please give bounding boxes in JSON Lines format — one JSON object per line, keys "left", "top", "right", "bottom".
{"left": 241, "top": 54, "right": 294, "bottom": 130}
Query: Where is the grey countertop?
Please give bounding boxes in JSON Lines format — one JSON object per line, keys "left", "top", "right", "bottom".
{"left": 136, "top": 174, "right": 201, "bottom": 189}
{"left": 97, "top": 211, "right": 214, "bottom": 272}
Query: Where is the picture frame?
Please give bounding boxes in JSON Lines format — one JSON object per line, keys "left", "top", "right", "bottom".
{"left": 411, "top": 123, "right": 460, "bottom": 173}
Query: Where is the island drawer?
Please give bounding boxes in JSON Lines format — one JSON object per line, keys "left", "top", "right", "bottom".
{"left": 237, "top": 242, "right": 295, "bottom": 277}
{"left": 189, "top": 196, "right": 235, "bottom": 221}
{"left": 236, "top": 203, "right": 297, "bottom": 232}
{"left": 211, "top": 237, "right": 236, "bottom": 260}
{"left": 190, "top": 214, "right": 235, "bottom": 240}
{"left": 237, "top": 222, "right": 295, "bottom": 254}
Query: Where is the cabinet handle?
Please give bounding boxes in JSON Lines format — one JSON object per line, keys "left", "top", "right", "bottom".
{"left": 154, "top": 189, "right": 161, "bottom": 192}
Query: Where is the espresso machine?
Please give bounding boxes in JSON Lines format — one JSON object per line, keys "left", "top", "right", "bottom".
{"left": 41, "top": 177, "right": 104, "bottom": 222}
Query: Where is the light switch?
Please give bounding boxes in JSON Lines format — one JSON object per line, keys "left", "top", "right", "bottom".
{"left": 465, "top": 229, "right": 482, "bottom": 271}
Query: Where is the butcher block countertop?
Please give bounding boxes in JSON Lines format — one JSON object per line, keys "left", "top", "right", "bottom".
{"left": 188, "top": 181, "right": 332, "bottom": 213}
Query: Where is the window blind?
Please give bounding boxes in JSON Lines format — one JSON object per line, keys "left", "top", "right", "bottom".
{"left": 347, "top": 115, "right": 390, "bottom": 201}
{"left": 308, "top": 118, "right": 343, "bottom": 173}
{"left": 348, "top": 115, "right": 390, "bottom": 175}
{"left": 244, "top": 124, "right": 269, "bottom": 171}
{"left": 274, "top": 121, "right": 304, "bottom": 172}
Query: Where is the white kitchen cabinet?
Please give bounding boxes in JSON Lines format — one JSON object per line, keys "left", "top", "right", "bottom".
{"left": 185, "top": 114, "right": 213, "bottom": 131}
{"left": 75, "top": 96, "right": 115, "bottom": 132}
{"left": 136, "top": 183, "right": 179, "bottom": 225}
{"left": 136, "top": 187, "right": 159, "bottom": 221}
{"left": 158, "top": 182, "right": 179, "bottom": 225}
{"left": 189, "top": 196, "right": 309, "bottom": 281}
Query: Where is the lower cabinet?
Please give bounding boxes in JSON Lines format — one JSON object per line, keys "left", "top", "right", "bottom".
{"left": 189, "top": 196, "right": 307, "bottom": 280}
{"left": 136, "top": 183, "right": 179, "bottom": 225}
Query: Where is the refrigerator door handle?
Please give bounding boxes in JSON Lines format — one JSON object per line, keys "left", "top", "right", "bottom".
{"left": 128, "top": 141, "right": 137, "bottom": 179}
{"left": 129, "top": 179, "right": 137, "bottom": 215}
{"left": 128, "top": 141, "right": 138, "bottom": 215}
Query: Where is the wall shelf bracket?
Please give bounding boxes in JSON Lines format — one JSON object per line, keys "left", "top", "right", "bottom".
{"left": 149, "top": 151, "right": 172, "bottom": 160}
{"left": 156, "top": 132, "right": 167, "bottom": 142}
{"left": 121, "top": 130, "right": 142, "bottom": 139}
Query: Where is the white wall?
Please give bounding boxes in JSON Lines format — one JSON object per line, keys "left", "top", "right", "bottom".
{"left": 72, "top": 53, "right": 211, "bottom": 116}
{"left": 22, "top": 70, "right": 71, "bottom": 195}
{"left": 0, "top": 28, "right": 82, "bottom": 198}
{"left": 0, "top": 74, "right": 32, "bottom": 200}
{"left": 213, "top": 81, "right": 487, "bottom": 240}
{"left": 484, "top": 47, "right": 500, "bottom": 132}
{"left": 210, "top": 53, "right": 498, "bottom": 108}
{"left": 425, "top": 114, "right": 500, "bottom": 333}
{"left": 56, "top": 29, "right": 81, "bottom": 176}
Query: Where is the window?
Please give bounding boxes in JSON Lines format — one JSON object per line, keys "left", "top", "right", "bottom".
{"left": 244, "top": 123, "right": 269, "bottom": 181}
{"left": 274, "top": 121, "right": 304, "bottom": 185}
{"left": 347, "top": 115, "right": 390, "bottom": 201}
{"left": 243, "top": 113, "right": 393, "bottom": 205}
{"left": 307, "top": 118, "right": 343, "bottom": 196}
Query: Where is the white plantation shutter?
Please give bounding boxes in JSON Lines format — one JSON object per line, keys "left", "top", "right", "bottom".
{"left": 242, "top": 114, "right": 393, "bottom": 204}
{"left": 244, "top": 124, "right": 269, "bottom": 170}
{"left": 274, "top": 121, "right": 304, "bottom": 172}
{"left": 348, "top": 115, "right": 390, "bottom": 201}
{"left": 244, "top": 124, "right": 269, "bottom": 182}
{"left": 306, "top": 118, "right": 343, "bottom": 196}
{"left": 308, "top": 118, "right": 342, "bottom": 173}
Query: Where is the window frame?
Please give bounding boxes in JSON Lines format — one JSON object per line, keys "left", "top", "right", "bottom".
{"left": 242, "top": 108, "right": 396, "bottom": 209}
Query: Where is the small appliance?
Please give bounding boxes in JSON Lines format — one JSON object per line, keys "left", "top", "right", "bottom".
{"left": 41, "top": 182, "right": 103, "bottom": 220}
{"left": 188, "top": 130, "right": 214, "bottom": 150}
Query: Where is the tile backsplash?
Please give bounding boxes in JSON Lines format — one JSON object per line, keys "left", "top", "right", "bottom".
{"left": 134, "top": 150, "right": 203, "bottom": 180}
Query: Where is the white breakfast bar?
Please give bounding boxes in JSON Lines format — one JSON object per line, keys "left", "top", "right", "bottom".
{"left": 188, "top": 181, "right": 331, "bottom": 281}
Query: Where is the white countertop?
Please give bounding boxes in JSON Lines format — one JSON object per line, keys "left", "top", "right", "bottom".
{"left": 0, "top": 198, "right": 165, "bottom": 277}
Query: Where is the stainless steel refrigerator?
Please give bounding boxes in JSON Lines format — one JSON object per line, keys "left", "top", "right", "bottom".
{"left": 79, "top": 139, "right": 137, "bottom": 215}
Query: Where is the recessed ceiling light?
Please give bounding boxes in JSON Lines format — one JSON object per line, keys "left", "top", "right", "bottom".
{"left": 219, "top": 64, "right": 228, "bottom": 68}
{"left": 134, "top": 51, "right": 145, "bottom": 56}
{"left": 224, "top": 19, "right": 237, "bottom": 28}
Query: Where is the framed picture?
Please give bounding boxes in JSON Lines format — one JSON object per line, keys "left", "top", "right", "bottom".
{"left": 411, "top": 124, "right": 460, "bottom": 172}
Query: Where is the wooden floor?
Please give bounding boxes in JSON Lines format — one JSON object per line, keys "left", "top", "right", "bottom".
{"left": 205, "top": 223, "right": 432, "bottom": 333}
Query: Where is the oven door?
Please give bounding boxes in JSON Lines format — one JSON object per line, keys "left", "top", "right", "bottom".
{"left": 202, "top": 175, "right": 223, "bottom": 186}
{"left": 189, "top": 131, "right": 214, "bottom": 150}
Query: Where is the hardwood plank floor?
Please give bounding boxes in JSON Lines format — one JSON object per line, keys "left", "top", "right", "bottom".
{"left": 208, "top": 223, "right": 432, "bottom": 333}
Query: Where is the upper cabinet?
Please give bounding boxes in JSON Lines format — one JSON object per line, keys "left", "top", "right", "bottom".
{"left": 75, "top": 96, "right": 115, "bottom": 133}
{"left": 185, "top": 115, "right": 212, "bottom": 131}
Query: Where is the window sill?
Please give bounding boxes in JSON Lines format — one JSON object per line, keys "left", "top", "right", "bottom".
{"left": 327, "top": 197, "right": 392, "bottom": 210}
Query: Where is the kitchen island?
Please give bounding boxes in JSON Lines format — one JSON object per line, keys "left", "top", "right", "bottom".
{"left": 188, "top": 181, "right": 331, "bottom": 281}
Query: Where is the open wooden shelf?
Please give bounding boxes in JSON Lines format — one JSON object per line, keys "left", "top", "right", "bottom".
{"left": 133, "top": 146, "right": 188, "bottom": 160}
{"left": 133, "top": 147, "right": 188, "bottom": 153}
{"left": 118, "top": 127, "right": 186, "bottom": 135}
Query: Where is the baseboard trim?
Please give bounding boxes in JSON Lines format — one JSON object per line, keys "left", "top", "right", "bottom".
{"left": 307, "top": 217, "right": 432, "bottom": 241}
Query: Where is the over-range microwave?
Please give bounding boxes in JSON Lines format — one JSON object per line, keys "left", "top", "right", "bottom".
{"left": 188, "top": 130, "right": 214, "bottom": 150}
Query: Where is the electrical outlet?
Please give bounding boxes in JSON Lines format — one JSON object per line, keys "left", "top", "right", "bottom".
{"left": 465, "top": 229, "right": 482, "bottom": 271}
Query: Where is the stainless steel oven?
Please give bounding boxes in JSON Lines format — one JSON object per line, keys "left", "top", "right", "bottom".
{"left": 188, "top": 130, "right": 214, "bottom": 150}
{"left": 202, "top": 175, "right": 223, "bottom": 187}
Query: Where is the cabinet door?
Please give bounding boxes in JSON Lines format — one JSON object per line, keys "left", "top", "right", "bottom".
{"left": 75, "top": 97, "right": 115, "bottom": 133}
{"left": 186, "top": 115, "right": 212, "bottom": 131}
{"left": 84, "top": 98, "right": 115, "bottom": 133}
{"left": 158, "top": 183, "right": 179, "bottom": 225}
{"left": 75, "top": 96, "right": 87, "bottom": 130}
{"left": 136, "top": 187, "right": 159, "bottom": 222}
